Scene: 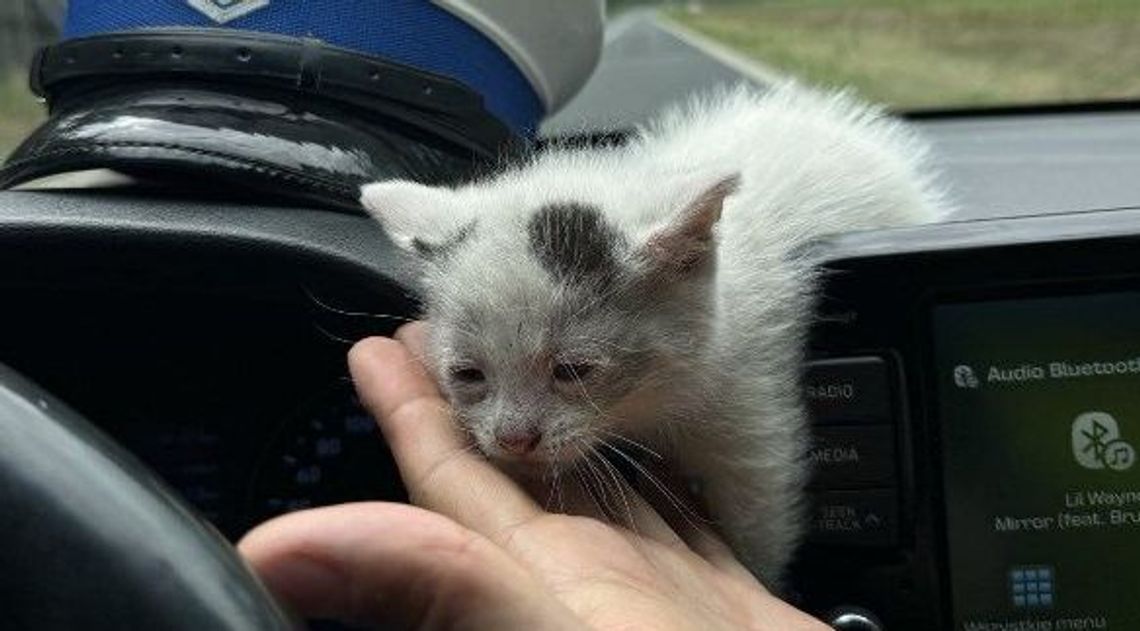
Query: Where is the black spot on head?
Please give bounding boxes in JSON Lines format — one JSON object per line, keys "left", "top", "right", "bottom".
{"left": 527, "top": 202, "right": 624, "bottom": 286}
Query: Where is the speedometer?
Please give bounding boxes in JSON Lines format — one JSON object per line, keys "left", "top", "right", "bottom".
{"left": 244, "top": 383, "right": 406, "bottom": 531}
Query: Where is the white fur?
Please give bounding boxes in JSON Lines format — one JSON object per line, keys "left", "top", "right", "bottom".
{"left": 361, "top": 82, "right": 947, "bottom": 585}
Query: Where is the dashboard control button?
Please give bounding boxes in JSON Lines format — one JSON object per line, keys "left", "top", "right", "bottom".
{"left": 808, "top": 426, "right": 897, "bottom": 489}
{"left": 826, "top": 606, "right": 884, "bottom": 631}
{"left": 804, "top": 357, "right": 892, "bottom": 425}
{"left": 808, "top": 489, "right": 898, "bottom": 547}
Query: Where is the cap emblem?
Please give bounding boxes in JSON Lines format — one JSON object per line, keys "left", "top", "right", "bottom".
{"left": 187, "top": 0, "right": 270, "bottom": 24}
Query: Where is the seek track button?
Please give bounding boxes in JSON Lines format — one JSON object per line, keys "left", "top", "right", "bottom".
{"left": 808, "top": 489, "right": 899, "bottom": 547}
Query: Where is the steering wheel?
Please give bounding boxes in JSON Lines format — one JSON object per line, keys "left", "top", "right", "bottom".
{"left": 0, "top": 362, "right": 296, "bottom": 630}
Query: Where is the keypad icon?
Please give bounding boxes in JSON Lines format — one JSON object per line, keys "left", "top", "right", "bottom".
{"left": 1010, "top": 566, "right": 1055, "bottom": 608}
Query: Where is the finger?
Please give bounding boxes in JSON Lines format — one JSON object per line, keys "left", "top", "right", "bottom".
{"left": 239, "top": 503, "right": 583, "bottom": 630}
{"left": 391, "top": 319, "right": 428, "bottom": 356}
{"left": 348, "top": 331, "right": 542, "bottom": 540}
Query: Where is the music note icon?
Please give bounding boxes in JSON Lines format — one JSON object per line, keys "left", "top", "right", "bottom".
{"left": 1105, "top": 440, "right": 1136, "bottom": 472}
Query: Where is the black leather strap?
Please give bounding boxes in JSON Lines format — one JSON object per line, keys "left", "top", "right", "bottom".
{"left": 32, "top": 28, "right": 515, "bottom": 157}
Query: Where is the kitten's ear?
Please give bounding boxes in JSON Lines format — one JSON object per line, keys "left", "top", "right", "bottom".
{"left": 638, "top": 173, "right": 740, "bottom": 275}
{"left": 360, "top": 180, "right": 476, "bottom": 259}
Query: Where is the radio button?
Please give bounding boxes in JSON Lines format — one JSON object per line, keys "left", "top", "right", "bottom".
{"left": 804, "top": 357, "right": 892, "bottom": 425}
{"left": 807, "top": 489, "right": 898, "bottom": 547}
{"left": 808, "top": 426, "right": 896, "bottom": 489}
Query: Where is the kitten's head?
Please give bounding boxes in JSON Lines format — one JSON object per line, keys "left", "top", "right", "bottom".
{"left": 360, "top": 171, "right": 738, "bottom": 472}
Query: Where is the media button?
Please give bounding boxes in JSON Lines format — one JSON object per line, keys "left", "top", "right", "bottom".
{"left": 808, "top": 426, "right": 896, "bottom": 489}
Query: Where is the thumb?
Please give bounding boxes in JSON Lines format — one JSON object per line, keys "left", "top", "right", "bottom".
{"left": 238, "top": 503, "right": 582, "bottom": 630}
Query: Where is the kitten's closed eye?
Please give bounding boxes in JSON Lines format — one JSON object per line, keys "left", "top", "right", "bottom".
{"left": 552, "top": 362, "right": 594, "bottom": 382}
{"left": 450, "top": 366, "right": 486, "bottom": 383}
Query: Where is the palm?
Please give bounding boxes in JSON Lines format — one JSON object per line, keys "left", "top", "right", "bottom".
{"left": 511, "top": 514, "right": 771, "bottom": 631}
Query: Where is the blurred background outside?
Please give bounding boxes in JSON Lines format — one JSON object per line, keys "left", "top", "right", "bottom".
{"left": 1, "top": 0, "right": 61, "bottom": 160}
{"left": 665, "top": 0, "right": 1140, "bottom": 109}
{"left": 3, "top": 0, "right": 1140, "bottom": 159}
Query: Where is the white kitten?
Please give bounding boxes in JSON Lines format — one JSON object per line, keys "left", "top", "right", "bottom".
{"left": 360, "top": 82, "right": 947, "bottom": 585}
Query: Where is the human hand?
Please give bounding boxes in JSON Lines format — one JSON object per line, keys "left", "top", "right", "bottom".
{"left": 239, "top": 322, "right": 827, "bottom": 630}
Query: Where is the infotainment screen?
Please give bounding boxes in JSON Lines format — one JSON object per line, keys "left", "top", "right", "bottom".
{"left": 934, "top": 291, "right": 1140, "bottom": 630}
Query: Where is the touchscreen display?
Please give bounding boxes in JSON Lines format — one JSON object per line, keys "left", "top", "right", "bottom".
{"left": 934, "top": 291, "right": 1140, "bottom": 630}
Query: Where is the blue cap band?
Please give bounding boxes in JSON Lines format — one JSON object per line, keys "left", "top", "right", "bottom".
{"left": 63, "top": 0, "right": 544, "bottom": 137}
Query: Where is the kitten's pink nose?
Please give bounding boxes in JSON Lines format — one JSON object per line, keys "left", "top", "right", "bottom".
{"left": 496, "top": 429, "right": 542, "bottom": 455}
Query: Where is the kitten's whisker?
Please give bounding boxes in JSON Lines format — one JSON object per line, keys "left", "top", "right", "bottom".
{"left": 596, "top": 429, "right": 663, "bottom": 461}
{"left": 567, "top": 368, "right": 646, "bottom": 439}
{"left": 584, "top": 445, "right": 626, "bottom": 524}
{"left": 556, "top": 471, "right": 567, "bottom": 512}
{"left": 599, "top": 440, "right": 714, "bottom": 536}
{"left": 590, "top": 339, "right": 640, "bottom": 353}
{"left": 568, "top": 380, "right": 664, "bottom": 467}
{"left": 543, "top": 452, "right": 571, "bottom": 514}
{"left": 571, "top": 375, "right": 608, "bottom": 420}
{"left": 568, "top": 384, "right": 660, "bottom": 463}
{"left": 302, "top": 286, "right": 420, "bottom": 324}
{"left": 311, "top": 322, "right": 358, "bottom": 346}
{"left": 588, "top": 443, "right": 639, "bottom": 537}
{"left": 544, "top": 465, "right": 560, "bottom": 512}
{"left": 571, "top": 465, "right": 607, "bottom": 520}
{"left": 304, "top": 289, "right": 481, "bottom": 343}
{"left": 575, "top": 444, "right": 616, "bottom": 521}
{"left": 449, "top": 324, "right": 482, "bottom": 341}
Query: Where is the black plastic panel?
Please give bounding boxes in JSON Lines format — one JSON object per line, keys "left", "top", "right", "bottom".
{"left": 792, "top": 211, "right": 1140, "bottom": 628}
{"left": 0, "top": 191, "right": 418, "bottom": 541}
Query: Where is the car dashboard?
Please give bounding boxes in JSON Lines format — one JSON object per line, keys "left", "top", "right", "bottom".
{"left": 3, "top": 107, "right": 1140, "bottom": 629}
{"left": 0, "top": 192, "right": 416, "bottom": 540}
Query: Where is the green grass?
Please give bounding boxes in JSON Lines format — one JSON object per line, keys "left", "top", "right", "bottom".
{"left": 669, "top": 0, "right": 1140, "bottom": 109}
{"left": 0, "top": 70, "right": 44, "bottom": 161}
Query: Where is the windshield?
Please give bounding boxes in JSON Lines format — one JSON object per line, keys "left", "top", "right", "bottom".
{"left": 2, "top": 0, "right": 1138, "bottom": 158}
